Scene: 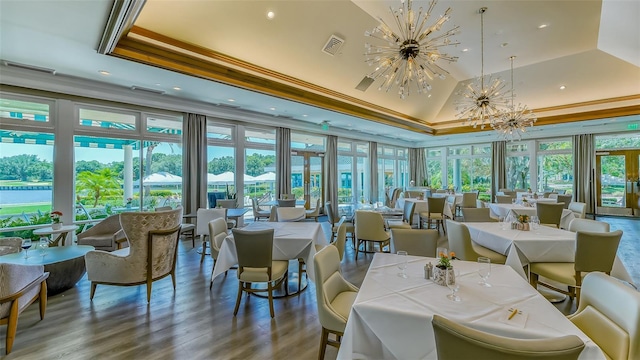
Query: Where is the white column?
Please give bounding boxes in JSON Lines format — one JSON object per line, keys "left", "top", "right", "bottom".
{"left": 123, "top": 145, "right": 133, "bottom": 201}
{"left": 53, "top": 99, "right": 75, "bottom": 245}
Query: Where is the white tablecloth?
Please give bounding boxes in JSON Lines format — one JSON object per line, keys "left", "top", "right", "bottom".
{"left": 488, "top": 203, "right": 575, "bottom": 229}
{"left": 396, "top": 198, "right": 454, "bottom": 226}
{"left": 464, "top": 222, "right": 631, "bottom": 282}
{"left": 210, "top": 222, "right": 328, "bottom": 281}
{"left": 337, "top": 253, "right": 604, "bottom": 360}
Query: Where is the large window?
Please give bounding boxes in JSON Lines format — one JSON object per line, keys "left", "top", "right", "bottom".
{"left": 377, "top": 145, "right": 408, "bottom": 201}
{"left": 338, "top": 140, "right": 369, "bottom": 208}
{"left": 537, "top": 139, "right": 573, "bottom": 194}
{"left": 426, "top": 148, "right": 443, "bottom": 189}
{"left": 446, "top": 144, "right": 491, "bottom": 199}
{"left": 506, "top": 142, "right": 530, "bottom": 190}
{"left": 245, "top": 127, "right": 276, "bottom": 207}
{"left": 207, "top": 123, "right": 236, "bottom": 206}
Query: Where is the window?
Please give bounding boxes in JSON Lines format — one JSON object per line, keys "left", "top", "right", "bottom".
{"left": 244, "top": 127, "right": 276, "bottom": 207}
{"left": 506, "top": 142, "right": 530, "bottom": 190}
{"left": 79, "top": 107, "right": 137, "bottom": 131}
{"left": 291, "top": 132, "right": 325, "bottom": 151}
{"left": 377, "top": 144, "right": 408, "bottom": 200}
{"left": 537, "top": 140, "right": 572, "bottom": 193}
{"left": 0, "top": 97, "right": 50, "bottom": 123}
{"left": 446, "top": 144, "right": 491, "bottom": 197}
{"left": 338, "top": 140, "right": 369, "bottom": 209}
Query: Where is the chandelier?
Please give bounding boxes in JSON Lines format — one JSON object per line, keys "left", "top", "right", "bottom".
{"left": 364, "top": 0, "right": 460, "bottom": 99}
{"left": 454, "top": 7, "right": 509, "bottom": 129}
{"left": 493, "top": 56, "right": 537, "bottom": 141}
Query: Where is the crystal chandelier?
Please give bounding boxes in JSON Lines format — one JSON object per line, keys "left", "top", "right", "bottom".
{"left": 364, "top": 0, "right": 460, "bottom": 99}
{"left": 494, "top": 56, "right": 537, "bottom": 141}
{"left": 454, "top": 7, "right": 509, "bottom": 129}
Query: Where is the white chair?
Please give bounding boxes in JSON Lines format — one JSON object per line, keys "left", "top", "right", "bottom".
{"left": 387, "top": 200, "right": 416, "bottom": 229}
{"left": 567, "top": 218, "right": 609, "bottom": 233}
{"left": 568, "top": 202, "right": 586, "bottom": 219}
{"left": 461, "top": 207, "right": 496, "bottom": 222}
{"left": 445, "top": 220, "right": 506, "bottom": 264}
{"left": 208, "top": 218, "right": 230, "bottom": 289}
{"left": 390, "top": 228, "right": 438, "bottom": 257}
{"left": 455, "top": 192, "right": 478, "bottom": 217}
{"left": 305, "top": 198, "right": 322, "bottom": 222}
{"left": 252, "top": 197, "right": 270, "bottom": 221}
{"left": 567, "top": 272, "right": 640, "bottom": 360}
{"left": 276, "top": 207, "right": 306, "bottom": 222}
{"left": 196, "top": 208, "right": 227, "bottom": 263}
{"left": 156, "top": 206, "right": 195, "bottom": 245}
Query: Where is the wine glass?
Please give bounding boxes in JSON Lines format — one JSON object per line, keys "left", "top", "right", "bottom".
{"left": 446, "top": 268, "right": 461, "bottom": 302}
{"left": 397, "top": 251, "right": 408, "bottom": 278}
{"left": 39, "top": 237, "right": 49, "bottom": 258}
{"left": 436, "top": 247, "right": 448, "bottom": 259}
{"left": 22, "top": 239, "right": 32, "bottom": 259}
{"left": 530, "top": 216, "right": 541, "bottom": 233}
{"left": 478, "top": 257, "right": 492, "bottom": 287}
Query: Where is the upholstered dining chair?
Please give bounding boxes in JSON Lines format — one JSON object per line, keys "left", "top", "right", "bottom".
{"left": 387, "top": 200, "right": 416, "bottom": 229}
{"left": 455, "top": 192, "right": 478, "bottom": 217}
{"left": 403, "top": 190, "right": 422, "bottom": 198}
{"left": 156, "top": 206, "right": 195, "bottom": 244}
{"left": 208, "top": 218, "right": 230, "bottom": 289}
{"left": 419, "top": 196, "right": 446, "bottom": 233}
{"left": 432, "top": 315, "right": 585, "bottom": 360}
{"left": 277, "top": 207, "right": 306, "bottom": 222}
{"left": 556, "top": 194, "right": 572, "bottom": 209}
{"left": 76, "top": 214, "right": 126, "bottom": 251}
{"left": 215, "top": 200, "right": 238, "bottom": 228}
{"left": 280, "top": 193, "right": 295, "bottom": 200}
{"left": 85, "top": 208, "right": 182, "bottom": 302}
{"left": 536, "top": 202, "right": 565, "bottom": 228}
{"left": 0, "top": 237, "right": 22, "bottom": 256}
{"left": 314, "top": 245, "right": 359, "bottom": 360}
{"left": 445, "top": 220, "right": 506, "bottom": 264}
{"left": 0, "top": 263, "right": 49, "bottom": 355}
{"left": 252, "top": 197, "right": 271, "bottom": 222}
{"left": 390, "top": 228, "right": 438, "bottom": 257}
{"left": 277, "top": 199, "right": 296, "bottom": 207}
{"left": 196, "top": 208, "right": 227, "bottom": 263}
{"left": 568, "top": 202, "right": 586, "bottom": 219}
{"left": 305, "top": 198, "right": 322, "bottom": 222}
{"left": 567, "top": 272, "right": 640, "bottom": 360}
{"left": 232, "top": 228, "right": 288, "bottom": 318}
{"left": 461, "top": 207, "right": 497, "bottom": 222}
{"left": 390, "top": 187, "right": 403, "bottom": 208}
{"left": 325, "top": 202, "right": 354, "bottom": 244}
{"left": 567, "top": 218, "right": 610, "bottom": 233}
{"left": 496, "top": 195, "right": 513, "bottom": 204}
{"left": 354, "top": 210, "right": 390, "bottom": 260}
{"left": 529, "top": 230, "right": 623, "bottom": 306}
{"left": 332, "top": 219, "right": 348, "bottom": 262}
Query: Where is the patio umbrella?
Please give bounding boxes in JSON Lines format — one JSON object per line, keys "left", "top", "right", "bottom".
{"left": 254, "top": 172, "right": 276, "bottom": 182}
{"left": 142, "top": 172, "right": 182, "bottom": 185}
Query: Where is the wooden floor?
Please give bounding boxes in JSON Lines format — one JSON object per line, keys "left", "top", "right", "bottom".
{"left": 2, "top": 216, "right": 638, "bottom": 359}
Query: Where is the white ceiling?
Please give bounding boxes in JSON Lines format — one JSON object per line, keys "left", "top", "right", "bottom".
{"left": 0, "top": 0, "right": 639, "bottom": 146}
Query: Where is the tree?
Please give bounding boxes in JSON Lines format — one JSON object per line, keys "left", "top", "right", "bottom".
{"left": 75, "top": 160, "right": 104, "bottom": 174}
{"left": 76, "top": 168, "right": 121, "bottom": 207}
{"left": 208, "top": 156, "right": 234, "bottom": 174}
{"left": 2, "top": 154, "right": 41, "bottom": 181}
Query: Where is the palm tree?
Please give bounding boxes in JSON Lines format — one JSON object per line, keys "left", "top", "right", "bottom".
{"left": 76, "top": 168, "right": 121, "bottom": 207}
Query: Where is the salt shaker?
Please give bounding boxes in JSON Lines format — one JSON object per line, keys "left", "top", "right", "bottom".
{"left": 424, "top": 262, "right": 433, "bottom": 279}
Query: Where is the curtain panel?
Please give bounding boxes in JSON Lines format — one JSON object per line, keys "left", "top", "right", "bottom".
{"left": 409, "top": 148, "right": 427, "bottom": 186}
{"left": 491, "top": 141, "right": 507, "bottom": 202}
{"left": 573, "top": 134, "right": 595, "bottom": 215}
{"left": 324, "top": 135, "right": 338, "bottom": 214}
{"left": 182, "top": 113, "right": 207, "bottom": 214}
{"left": 369, "top": 142, "right": 378, "bottom": 203}
{"left": 276, "top": 127, "right": 291, "bottom": 198}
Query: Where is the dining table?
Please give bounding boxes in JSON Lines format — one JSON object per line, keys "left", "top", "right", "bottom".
{"left": 261, "top": 199, "right": 307, "bottom": 207}
{"left": 463, "top": 222, "right": 631, "bottom": 282}
{"left": 395, "top": 197, "right": 455, "bottom": 226}
{"left": 210, "top": 221, "right": 328, "bottom": 291}
{"left": 337, "top": 253, "right": 605, "bottom": 360}
{"left": 488, "top": 203, "right": 575, "bottom": 229}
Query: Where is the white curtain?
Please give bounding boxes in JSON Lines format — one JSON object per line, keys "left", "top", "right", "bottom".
{"left": 324, "top": 135, "right": 338, "bottom": 214}
{"left": 409, "top": 148, "right": 427, "bottom": 186}
{"left": 276, "top": 127, "right": 291, "bottom": 198}
{"left": 182, "top": 113, "right": 207, "bottom": 214}
{"left": 369, "top": 141, "right": 378, "bottom": 203}
{"left": 573, "top": 134, "right": 595, "bottom": 215}
{"left": 491, "top": 141, "right": 506, "bottom": 202}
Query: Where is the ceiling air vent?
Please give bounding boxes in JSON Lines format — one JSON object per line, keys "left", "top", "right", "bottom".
{"left": 322, "top": 35, "right": 345, "bottom": 56}
{"left": 130, "top": 85, "right": 165, "bottom": 95}
{"left": 2, "top": 60, "right": 56, "bottom": 75}
{"left": 355, "top": 76, "right": 375, "bottom": 92}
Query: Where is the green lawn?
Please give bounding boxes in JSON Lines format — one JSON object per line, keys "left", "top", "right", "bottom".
{"left": 0, "top": 204, "right": 51, "bottom": 216}
{"left": 0, "top": 180, "right": 52, "bottom": 186}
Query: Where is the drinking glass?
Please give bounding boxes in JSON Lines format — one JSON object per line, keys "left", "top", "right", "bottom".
{"left": 530, "top": 216, "right": 541, "bottom": 233}
{"left": 39, "top": 237, "right": 49, "bottom": 258}
{"left": 436, "top": 247, "right": 448, "bottom": 259}
{"left": 397, "top": 251, "right": 408, "bottom": 278}
{"left": 446, "top": 269, "right": 461, "bottom": 302}
{"left": 22, "top": 239, "right": 32, "bottom": 259}
{"left": 478, "top": 257, "right": 492, "bottom": 287}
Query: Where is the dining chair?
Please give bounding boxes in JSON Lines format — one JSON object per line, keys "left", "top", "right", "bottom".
{"left": 495, "top": 195, "right": 513, "bottom": 204}
{"left": 556, "top": 194, "right": 572, "bottom": 209}
{"left": 156, "top": 206, "right": 195, "bottom": 243}
{"left": 332, "top": 219, "right": 348, "bottom": 261}
{"left": 536, "top": 202, "right": 565, "bottom": 228}
{"left": 305, "top": 198, "right": 322, "bottom": 222}
{"left": 461, "top": 207, "right": 497, "bottom": 222}
{"left": 232, "top": 228, "right": 288, "bottom": 318}
{"left": 0, "top": 237, "right": 23, "bottom": 256}
{"left": 196, "top": 208, "right": 228, "bottom": 263}
{"left": 208, "top": 218, "right": 230, "bottom": 289}
{"left": 85, "top": 208, "right": 183, "bottom": 302}
{"left": 455, "top": 192, "right": 478, "bottom": 217}
{"left": 277, "top": 199, "right": 296, "bottom": 207}
{"left": 529, "top": 230, "right": 623, "bottom": 306}
{"left": 403, "top": 190, "right": 422, "bottom": 198}
{"left": 445, "top": 220, "right": 506, "bottom": 264}
{"left": 252, "top": 197, "right": 271, "bottom": 221}
{"left": 76, "top": 214, "right": 126, "bottom": 251}
{"left": 432, "top": 315, "right": 585, "bottom": 360}
{"left": 325, "top": 202, "right": 354, "bottom": 244}
{"left": 269, "top": 206, "right": 278, "bottom": 222}
{"left": 354, "top": 210, "right": 390, "bottom": 260}
{"left": 0, "top": 263, "right": 49, "bottom": 355}
{"left": 390, "top": 187, "right": 403, "bottom": 208}
{"left": 567, "top": 218, "right": 609, "bottom": 233}
{"left": 568, "top": 202, "right": 586, "bottom": 219}
{"left": 280, "top": 193, "right": 295, "bottom": 200}
{"left": 387, "top": 200, "right": 416, "bottom": 229}
{"left": 313, "top": 245, "right": 359, "bottom": 360}
{"left": 216, "top": 199, "right": 238, "bottom": 228}
{"left": 390, "top": 228, "right": 438, "bottom": 257}
{"left": 276, "top": 207, "right": 306, "bottom": 222}
{"left": 435, "top": 189, "right": 448, "bottom": 194}
{"left": 502, "top": 190, "right": 517, "bottom": 198}
{"left": 567, "top": 272, "right": 640, "bottom": 360}
{"left": 419, "top": 197, "right": 446, "bottom": 233}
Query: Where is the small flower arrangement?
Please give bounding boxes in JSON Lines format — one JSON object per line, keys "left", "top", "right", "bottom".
{"left": 50, "top": 211, "right": 63, "bottom": 224}
{"left": 437, "top": 251, "right": 456, "bottom": 269}
{"left": 517, "top": 214, "right": 529, "bottom": 223}
{"left": 126, "top": 197, "right": 133, "bottom": 205}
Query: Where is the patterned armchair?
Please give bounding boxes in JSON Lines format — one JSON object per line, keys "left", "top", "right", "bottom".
{"left": 77, "top": 214, "right": 126, "bottom": 251}
{"left": 0, "top": 263, "right": 49, "bottom": 354}
{"left": 85, "top": 208, "right": 182, "bottom": 302}
{"left": 0, "top": 237, "right": 22, "bottom": 256}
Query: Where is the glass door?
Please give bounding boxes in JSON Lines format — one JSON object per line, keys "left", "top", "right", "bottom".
{"left": 596, "top": 150, "right": 640, "bottom": 216}
{"left": 291, "top": 152, "right": 323, "bottom": 209}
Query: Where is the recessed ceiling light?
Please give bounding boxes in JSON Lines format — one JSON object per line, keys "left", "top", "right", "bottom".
{"left": 462, "top": 48, "right": 469, "bottom": 52}
{"left": 428, "top": 94, "right": 432, "bottom": 98}
{"left": 538, "top": 24, "right": 548, "bottom": 29}
{"left": 559, "top": 85, "right": 566, "bottom": 90}
{"left": 227, "top": 98, "right": 235, "bottom": 102}
{"left": 267, "top": 11, "right": 275, "bottom": 19}
{"left": 98, "top": 70, "right": 110, "bottom": 76}
{"left": 269, "top": 107, "right": 276, "bottom": 111}
{"left": 173, "top": 86, "right": 181, "bottom": 91}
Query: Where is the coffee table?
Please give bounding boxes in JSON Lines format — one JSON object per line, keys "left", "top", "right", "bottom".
{"left": 0, "top": 245, "right": 94, "bottom": 295}
{"left": 33, "top": 224, "right": 79, "bottom": 246}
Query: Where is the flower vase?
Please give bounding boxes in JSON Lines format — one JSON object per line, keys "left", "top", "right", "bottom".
{"left": 432, "top": 266, "right": 455, "bottom": 286}
{"left": 52, "top": 222, "right": 62, "bottom": 230}
{"left": 126, "top": 203, "right": 132, "bottom": 210}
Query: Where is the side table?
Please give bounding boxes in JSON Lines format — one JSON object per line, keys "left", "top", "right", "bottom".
{"left": 34, "top": 225, "right": 79, "bottom": 246}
